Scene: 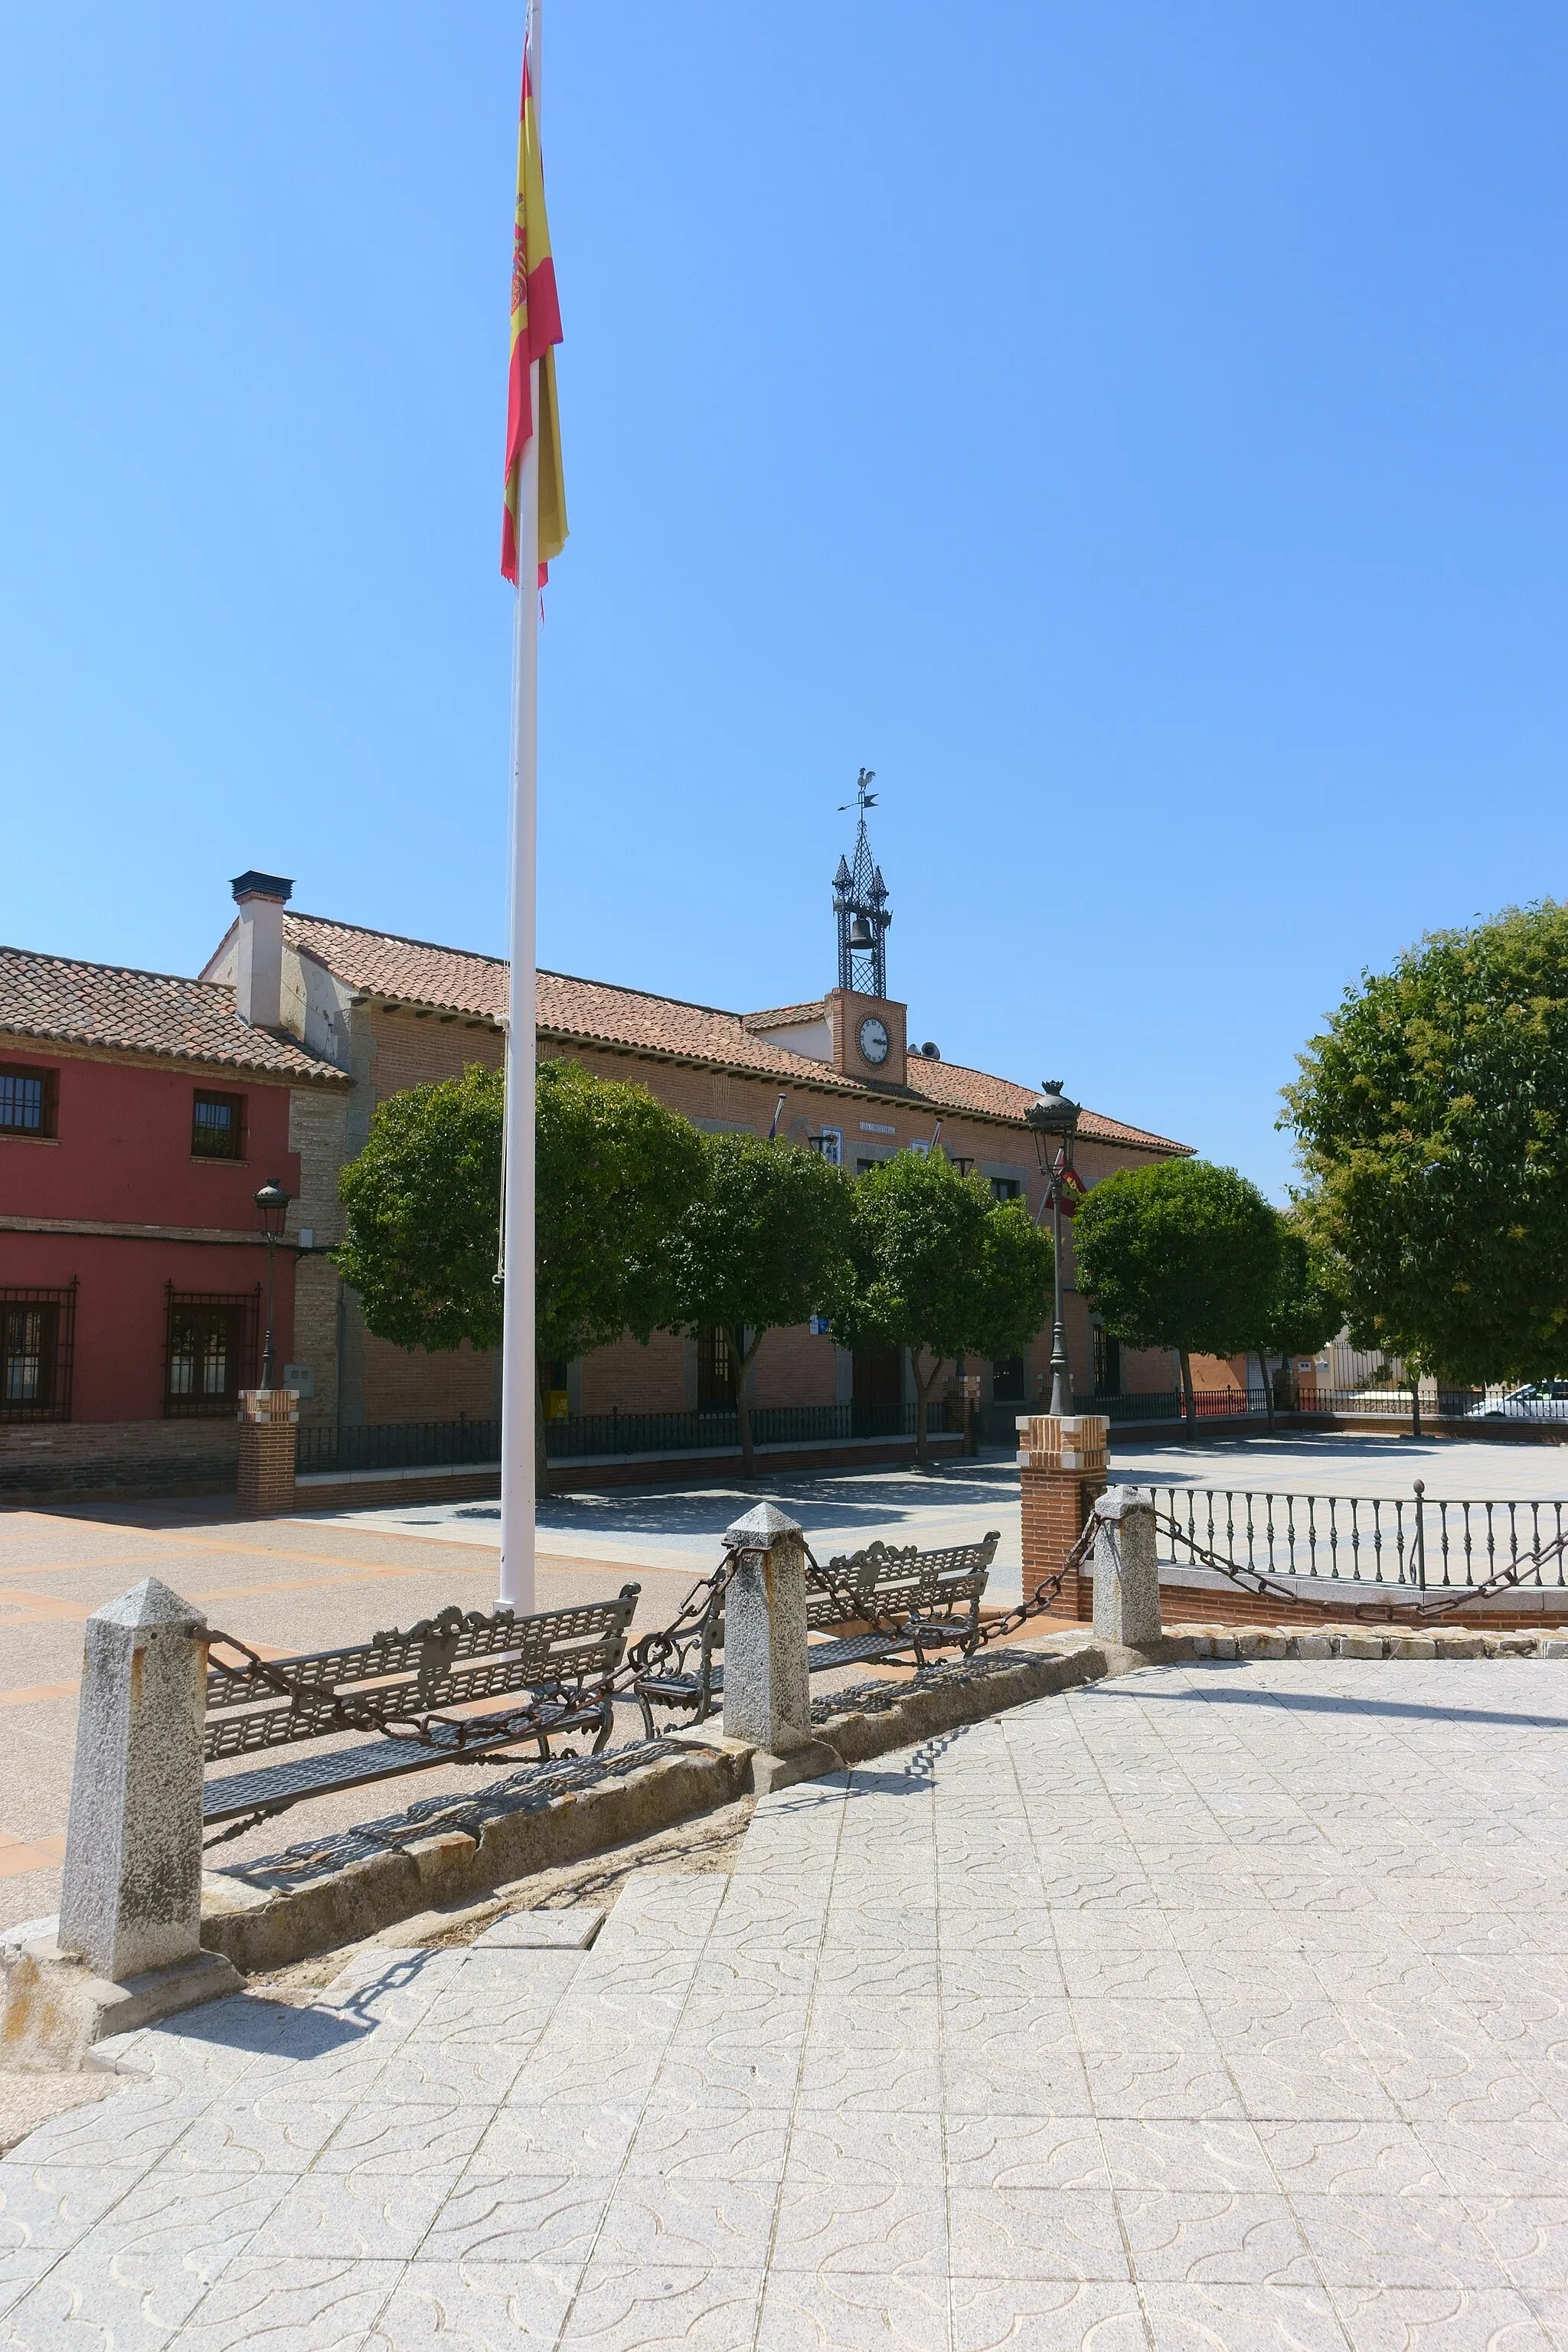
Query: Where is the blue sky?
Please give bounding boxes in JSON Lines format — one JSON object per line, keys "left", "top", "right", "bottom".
{"left": 3, "top": 3, "right": 1565, "bottom": 1196}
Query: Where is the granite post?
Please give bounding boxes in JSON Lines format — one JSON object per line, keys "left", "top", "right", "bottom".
{"left": 721, "top": 1503, "right": 813, "bottom": 1756}
{"left": 58, "top": 1578, "right": 211, "bottom": 1979}
{"left": 2, "top": 1577, "right": 240, "bottom": 2068}
{"left": 1092, "top": 1485, "right": 1162, "bottom": 1646}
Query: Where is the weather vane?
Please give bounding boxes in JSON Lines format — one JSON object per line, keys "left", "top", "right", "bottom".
{"left": 838, "top": 766, "right": 877, "bottom": 815}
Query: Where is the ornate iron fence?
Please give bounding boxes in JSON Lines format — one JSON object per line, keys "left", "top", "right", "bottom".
{"left": 1154, "top": 1482, "right": 1568, "bottom": 1598}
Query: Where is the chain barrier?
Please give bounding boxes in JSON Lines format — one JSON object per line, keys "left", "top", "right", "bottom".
{"left": 1154, "top": 1511, "right": 1568, "bottom": 1622}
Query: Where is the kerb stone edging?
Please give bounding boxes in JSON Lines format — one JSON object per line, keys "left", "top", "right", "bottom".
{"left": 198, "top": 1638, "right": 1156, "bottom": 1975}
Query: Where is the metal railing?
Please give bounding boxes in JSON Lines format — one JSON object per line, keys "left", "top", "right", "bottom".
{"left": 296, "top": 1400, "right": 952, "bottom": 1476}
{"left": 1155, "top": 1484, "right": 1568, "bottom": 1595}
{"left": 1083, "top": 1384, "right": 1568, "bottom": 1427}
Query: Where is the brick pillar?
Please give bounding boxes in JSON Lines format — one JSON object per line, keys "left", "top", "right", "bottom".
{"left": 1017, "top": 1415, "right": 1109, "bottom": 1621}
{"left": 236, "top": 1388, "right": 299, "bottom": 1518}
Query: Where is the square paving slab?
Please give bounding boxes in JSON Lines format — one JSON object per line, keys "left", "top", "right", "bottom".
{"left": 5, "top": 1658, "right": 1568, "bottom": 2347}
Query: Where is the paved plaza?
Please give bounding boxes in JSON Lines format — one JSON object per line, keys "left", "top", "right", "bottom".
{"left": 6, "top": 1658, "right": 1568, "bottom": 2347}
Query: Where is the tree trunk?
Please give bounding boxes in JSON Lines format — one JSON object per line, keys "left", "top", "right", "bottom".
{"left": 1410, "top": 1372, "right": 1422, "bottom": 1441}
{"left": 534, "top": 1365, "right": 550, "bottom": 1497}
{"left": 912, "top": 1350, "right": 946, "bottom": 1470}
{"left": 1258, "top": 1348, "right": 1276, "bottom": 1433}
{"left": 1180, "top": 1349, "right": 1197, "bottom": 1434}
{"left": 733, "top": 1326, "right": 761, "bottom": 1475}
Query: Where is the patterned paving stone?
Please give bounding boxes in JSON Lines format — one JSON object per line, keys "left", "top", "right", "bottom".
{"left": 7, "top": 1659, "right": 1568, "bottom": 2346}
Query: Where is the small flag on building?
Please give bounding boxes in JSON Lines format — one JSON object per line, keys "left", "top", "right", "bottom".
{"left": 501, "top": 48, "right": 567, "bottom": 585}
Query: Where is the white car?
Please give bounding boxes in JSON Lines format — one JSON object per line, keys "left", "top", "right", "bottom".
{"left": 1467, "top": 1380, "right": 1568, "bottom": 1421}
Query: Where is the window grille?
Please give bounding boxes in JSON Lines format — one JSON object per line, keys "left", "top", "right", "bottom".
{"left": 191, "top": 1090, "right": 246, "bottom": 1161}
{"left": 0, "top": 1066, "right": 58, "bottom": 1138}
{"left": 989, "top": 1175, "right": 1023, "bottom": 1203}
{"left": 697, "top": 1326, "right": 737, "bottom": 1410}
{"left": 1093, "top": 1325, "right": 1122, "bottom": 1397}
{"left": 0, "top": 1282, "right": 77, "bottom": 1421}
{"left": 164, "top": 1285, "right": 259, "bottom": 1417}
{"left": 991, "top": 1355, "right": 1027, "bottom": 1402}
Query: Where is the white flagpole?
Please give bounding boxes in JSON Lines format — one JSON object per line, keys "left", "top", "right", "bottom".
{"left": 498, "top": 5, "right": 541, "bottom": 1615}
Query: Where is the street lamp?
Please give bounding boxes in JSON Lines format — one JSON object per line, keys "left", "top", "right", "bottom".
{"left": 254, "top": 1180, "right": 290, "bottom": 1390}
{"left": 1025, "top": 1080, "right": 1081, "bottom": 1417}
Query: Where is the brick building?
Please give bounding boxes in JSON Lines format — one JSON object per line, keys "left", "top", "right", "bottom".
{"left": 195, "top": 843, "right": 1189, "bottom": 1446}
{"left": 1, "top": 841, "right": 1190, "bottom": 1495}
{"left": 0, "top": 919, "right": 348, "bottom": 1497}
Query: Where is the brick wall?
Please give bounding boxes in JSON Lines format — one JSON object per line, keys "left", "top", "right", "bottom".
{"left": 0, "top": 1417, "right": 240, "bottom": 1499}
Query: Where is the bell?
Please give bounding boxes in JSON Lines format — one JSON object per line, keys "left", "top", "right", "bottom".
{"left": 848, "top": 914, "right": 875, "bottom": 951}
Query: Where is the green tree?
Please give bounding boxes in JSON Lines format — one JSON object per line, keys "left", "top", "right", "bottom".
{"left": 1282, "top": 900, "right": 1568, "bottom": 1385}
{"left": 665, "top": 1132, "right": 854, "bottom": 1474}
{"left": 337, "top": 1057, "right": 705, "bottom": 1483}
{"left": 1073, "top": 1158, "right": 1281, "bottom": 1432}
{"left": 337, "top": 1063, "right": 505, "bottom": 1354}
{"left": 830, "top": 1151, "right": 1054, "bottom": 1468}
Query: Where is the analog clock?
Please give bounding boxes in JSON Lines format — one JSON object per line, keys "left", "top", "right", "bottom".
{"left": 858, "top": 1015, "right": 891, "bottom": 1067}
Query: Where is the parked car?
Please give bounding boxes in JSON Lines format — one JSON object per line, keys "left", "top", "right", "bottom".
{"left": 1467, "top": 1381, "right": 1568, "bottom": 1421}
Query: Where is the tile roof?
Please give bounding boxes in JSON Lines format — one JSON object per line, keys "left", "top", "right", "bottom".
{"left": 285, "top": 913, "right": 1187, "bottom": 1152}
{"left": 0, "top": 946, "right": 349, "bottom": 1083}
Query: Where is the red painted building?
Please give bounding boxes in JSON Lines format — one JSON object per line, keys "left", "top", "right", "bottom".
{"left": 0, "top": 916, "right": 348, "bottom": 1495}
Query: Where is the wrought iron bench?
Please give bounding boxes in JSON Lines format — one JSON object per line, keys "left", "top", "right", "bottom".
{"left": 202, "top": 1587, "right": 641, "bottom": 1831}
{"left": 632, "top": 1533, "right": 999, "bottom": 1733}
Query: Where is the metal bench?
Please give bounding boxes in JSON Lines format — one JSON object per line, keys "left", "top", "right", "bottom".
{"left": 632, "top": 1533, "right": 999, "bottom": 1732}
{"left": 202, "top": 1587, "right": 641, "bottom": 1831}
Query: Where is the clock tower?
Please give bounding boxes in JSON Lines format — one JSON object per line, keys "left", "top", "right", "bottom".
{"left": 828, "top": 771, "right": 906, "bottom": 1086}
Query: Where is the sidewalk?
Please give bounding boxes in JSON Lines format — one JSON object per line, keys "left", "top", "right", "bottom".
{"left": 5, "top": 1658, "right": 1568, "bottom": 2347}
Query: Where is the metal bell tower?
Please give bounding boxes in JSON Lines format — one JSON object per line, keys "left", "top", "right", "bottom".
{"left": 832, "top": 769, "right": 890, "bottom": 998}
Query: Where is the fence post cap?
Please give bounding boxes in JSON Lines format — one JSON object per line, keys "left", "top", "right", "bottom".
{"left": 1095, "top": 1484, "right": 1153, "bottom": 1523}
{"left": 91, "top": 1577, "right": 206, "bottom": 1634}
{"left": 723, "top": 1502, "right": 804, "bottom": 1551}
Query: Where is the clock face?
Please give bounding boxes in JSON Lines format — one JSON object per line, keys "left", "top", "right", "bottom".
{"left": 858, "top": 1015, "right": 891, "bottom": 1067}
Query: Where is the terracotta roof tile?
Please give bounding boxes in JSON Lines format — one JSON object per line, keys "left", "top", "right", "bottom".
{"left": 0, "top": 946, "right": 348, "bottom": 1083}
{"left": 285, "top": 914, "right": 1188, "bottom": 1151}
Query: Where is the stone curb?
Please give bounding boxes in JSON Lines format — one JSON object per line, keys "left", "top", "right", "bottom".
{"left": 198, "top": 1637, "right": 1158, "bottom": 1975}
{"left": 1168, "top": 1619, "right": 1568, "bottom": 1661}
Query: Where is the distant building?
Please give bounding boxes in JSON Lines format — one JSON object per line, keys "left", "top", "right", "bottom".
{"left": 1, "top": 818, "right": 1191, "bottom": 1495}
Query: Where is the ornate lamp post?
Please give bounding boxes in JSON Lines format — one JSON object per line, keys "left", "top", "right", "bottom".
{"left": 1025, "top": 1081, "right": 1081, "bottom": 1417}
{"left": 253, "top": 1181, "right": 290, "bottom": 1390}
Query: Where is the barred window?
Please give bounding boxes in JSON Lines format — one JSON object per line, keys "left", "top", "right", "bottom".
{"left": 191, "top": 1090, "right": 245, "bottom": 1160}
{"left": 0, "top": 1284, "right": 76, "bottom": 1421}
{"left": 0, "top": 1066, "right": 57, "bottom": 1138}
{"left": 165, "top": 1287, "right": 259, "bottom": 1417}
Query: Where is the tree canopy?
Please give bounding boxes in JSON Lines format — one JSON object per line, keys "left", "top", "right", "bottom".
{"left": 1282, "top": 900, "right": 1568, "bottom": 1385}
{"left": 337, "top": 1058, "right": 706, "bottom": 1479}
{"left": 336, "top": 1062, "right": 505, "bottom": 1355}
{"left": 1072, "top": 1158, "right": 1281, "bottom": 1425}
{"left": 830, "top": 1151, "right": 1054, "bottom": 1465}
{"left": 665, "top": 1131, "right": 854, "bottom": 1472}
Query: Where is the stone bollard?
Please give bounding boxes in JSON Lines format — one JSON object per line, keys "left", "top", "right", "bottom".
{"left": 1092, "top": 1486, "right": 1163, "bottom": 1647}
{"left": 1, "top": 1579, "right": 240, "bottom": 2069}
{"left": 1017, "top": 1414, "right": 1109, "bottom": 1620}
{"left": 237, "top": 1387, "right": 299, "bottom": 1518}
{"left": 717, "top": 1504, "right": 841, "bottom": 1794}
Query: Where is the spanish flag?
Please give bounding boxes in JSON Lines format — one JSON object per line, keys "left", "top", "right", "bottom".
{"left": 501, "top": 50, "right": 567, "bottom": 585}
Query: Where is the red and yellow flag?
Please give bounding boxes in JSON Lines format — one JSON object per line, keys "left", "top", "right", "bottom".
{"left": 501, "top": 50, "right": 566, "bottom": 585}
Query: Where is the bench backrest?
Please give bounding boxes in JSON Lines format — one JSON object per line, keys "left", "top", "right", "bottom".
{"left": 805, "top": 1531, "right": 998, "bottom": 1630}
{"left": 204, "top": 1586, "right": 641, "bottom": 1764}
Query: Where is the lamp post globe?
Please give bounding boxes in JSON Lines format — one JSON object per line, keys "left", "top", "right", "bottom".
{"left": 1026, "top": 1083, "right": 1081, "bottom": 1417}
{"left": 254, "top": 1181, "right": 291, "bottom": 1390}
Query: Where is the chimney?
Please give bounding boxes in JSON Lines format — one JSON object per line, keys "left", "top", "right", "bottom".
{"left": 230, "top": 871, "right": 294, "bottom": 1030}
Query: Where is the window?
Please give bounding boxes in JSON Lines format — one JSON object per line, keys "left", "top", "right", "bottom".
{"left": 1093, "top": 1325, "right": 1122, "bottom": 1397}
{"left": 991, "top": 1356, "right": 1026, "bottom": 1401}
{"left": 164, "top": 1286, "right": 258, "bottom": 1417}
{"left": 811, "top": 1129, "right": 843, "bottom": 1167}
{"left": 697, "top": 1326, "right": 737, "bottom": 1410}
{"left": 0, "top": 1284, "right": 76, "bottom": 1421}
{"left": 989, "top": 1175, "right": 1024, "bottom": 1203}
{"left": 191, "top": 1090, "right": 246, "bottom": 1161}
{"left": 0, "top": 1065, "right": 57, "bottom": 1139}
